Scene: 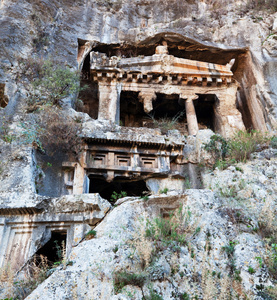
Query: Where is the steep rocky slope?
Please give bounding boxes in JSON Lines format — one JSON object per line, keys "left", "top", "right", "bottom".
{"left": 1, "top": 0, "right": 277, "bottom": 299}
{"left": 1, "top": 0, "right": 277, "bottom": 129}
{"left": 25, "top": 148, "right": 277, "bottom": 299}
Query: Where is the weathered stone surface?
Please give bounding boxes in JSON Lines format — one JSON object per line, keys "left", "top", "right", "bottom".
{"left": 0, "top": 193, "right": 111, "bottom": 276}
{"left": 0, "top": 0, "right": 277, "bottom": 129}
{"left": 26, "top": 188, "right": 273, "bottom": 299}
{"left": 1, "top": 1, "right": 277, "bottom": 299}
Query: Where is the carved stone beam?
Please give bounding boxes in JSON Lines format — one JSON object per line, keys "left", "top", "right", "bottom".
{"left": 138, "top": 91, "right": 157, "bottom": 113}
{"left": 180, "top": 94, "right": 199, "bottom": 136}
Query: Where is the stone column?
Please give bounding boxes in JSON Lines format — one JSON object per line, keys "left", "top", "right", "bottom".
{"left": 73, "top": 163, "right": 86, "bottom": 194}
{"left": 138, "top": 91, "right": 157, "bottom": 113}
{"left": 215, "top": 84, "right": 245, "bottom": 137}
{"left": 107, "top": 152, "right": 115, "bottom": 182}
{"left": 183, "top": 95, "right": 199, "bottom": 136}
{"left": 98, "top": 81, "right": 121, "bottom": 123}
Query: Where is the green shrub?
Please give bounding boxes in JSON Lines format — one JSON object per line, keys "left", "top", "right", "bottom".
{"left": 113, "top": 271, "right": 147, "bottom": 293}
{"left": 147, "top": 290, "right": 164, "bottom": 300}
{"left": 204, "top": 130, "right": 269, "bottom": 169}
{"left": 86, "top": 230, "right": 97, "bottom": 239}
{"left": 159, "top": 188, "right": 168, "bottom": 194}
{"left": 145, "top": 205, "right": 189, "bottom": 247}
{"left": 248, "top": 266, "right": 256, "bottom": 274}
{"left": 234, "top": 269, "right": 242, "bottom": 282}
{"left": 267, "top": 243, "right": 277, "bottom": 279}
{"left": 15, "top": 57, "right": 84, "bottom": 111}
{"left": 204, "top": 134, "right": 229, "bottom": 161}
{"left": 180, "top": 292, "right": 190, "bottom": 300}
{"left": 110, "top": 191, "right": 127, "bottom": 203}
{"left": 228, "top": 130, "right": 268, "bottom": 162}
{"left": 222, "top": 240, "right": 239, "bottom": 257}
{"left": 255, "top": 256, "right": 263, "bottom": 268}
{"left": 19, "top": 121, "right": 44, "bottom": 150}
{"left": 270, "top": 136, "right": 277, "bottom": 149}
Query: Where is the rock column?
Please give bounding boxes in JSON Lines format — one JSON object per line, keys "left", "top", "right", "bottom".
{"left": 214, "top": 84, "right": 245, "bottom": 137}
{"left": 138, "top": 91, "right": 156, "bottom": 113}
{"left": 98, "top": 80, "right": 121, "bottom": 124}
{"left": 184, "top": 95, "right": 199, "bottom": 136}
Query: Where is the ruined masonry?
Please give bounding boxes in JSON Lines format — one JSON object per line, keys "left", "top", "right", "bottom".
{"left": 0, "top": 43, "right": 245, "bottom": 272}
{"left": 64, "top": 43, "right": 244, "bottom": 196}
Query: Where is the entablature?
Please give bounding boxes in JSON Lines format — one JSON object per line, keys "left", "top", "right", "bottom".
{"left": 90, "top": 51, "right": 234, "bottom": 87}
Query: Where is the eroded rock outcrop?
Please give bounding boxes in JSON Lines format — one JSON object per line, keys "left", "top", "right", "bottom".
{"left": 25, "top": 170, "right": 276, "bottom": 299}
{"left": 1, "top": 1, "right": 277, "bottom": 299}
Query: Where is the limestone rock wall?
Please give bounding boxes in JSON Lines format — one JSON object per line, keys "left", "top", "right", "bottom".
{"left": 1, "top": 0, "right": 277, "bottom": 129}
{"left": 25, "top": 157, "right": 277, "bottom": 300}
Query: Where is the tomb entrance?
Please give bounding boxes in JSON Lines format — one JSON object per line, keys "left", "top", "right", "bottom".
{"left": 86, "top": 42, "right": 245, "bottom": 137}
{"left": 0, "top": 84, "right": 8, "bottom": 108}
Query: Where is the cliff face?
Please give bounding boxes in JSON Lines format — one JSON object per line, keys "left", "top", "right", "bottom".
{"left": 25, "top": 149, "right": 277, "bottom": 299}
{"left": 1, "top": 0, "right": 277, "bottom": 129}
{"left": 1, "top": 1, "right": 277, "bottom": 299}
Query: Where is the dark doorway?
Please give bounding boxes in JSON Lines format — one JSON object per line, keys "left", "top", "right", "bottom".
{"left": 120, "top": 92, "right": 187, "bottom": 134}
{"left": 78, "top": 54, "right": 99, "bottom": 119}
{"left": 120, "top": 91, "right": 147, "bottom": 127}
{"left": 148, "top": 93, "right": 187, "bottom": 134}
{"left": 194, "top": 94, "right": 216, "bottom": 131}
{"left": 89, "top": 176, "right": 149, "bottom": 200}
{"left": 35, "top": 231, "right": 67, "bottom": 266}
{"left": 0, "top": 84, "right": 8, "bottom": 108}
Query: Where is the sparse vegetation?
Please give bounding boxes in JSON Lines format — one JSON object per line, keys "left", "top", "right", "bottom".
{"left": 147, "top": 110, "right": 185, "bottom": 134}
{"left": 0, "top": 116, "right": 14, "bottom": 143}
{"left": 0, "top": 255, "right": 50, "bottom": 299}
{"left": 159, "top": 188, "right": 168, "bottom": 194}
{"left": 248, "top": 266, "right": 256, "bottom": 274}
{"left": 110, "top": 191, "right": 127, "bottom": 203}
{"left": 15, "top": 57, "right": 83, "bottom": 112}
{"left": 222, "top": 240, "right": 239, "bottom": 257}
{"left": 147, "top": 289, "right": 164, "bottom": 300}
{"left": 270, "top": 136, "right": 277, "bottom": 149}
{"left": 85, "top": 230, "right": 97, "bottom": 240}
{"left": 145, "top": 205, "right": 190, "bottom": 250}
{"left": 17, "top": 107, "right": 83, "bottom": 158}
{"left": 267, "top": 243, "right": 277, "bottom": 279}
{"left": 204, "top": 130, "right": 269, "bottom": 169}
{"left": 245, "top": 0, "right": 277, "bottom": 12}
{"left": 113, "top": 271, "right": 147, "bottom": 294}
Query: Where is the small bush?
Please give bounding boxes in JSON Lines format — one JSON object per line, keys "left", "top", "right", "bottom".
{"left": 234, "top": 269, "right": 242, "bottom": 282}
{"left": 113, "top": 271, "right": 147, "bottom": 293}
{"left": 15, "top": 56, "right": 85, "bottom": 112}
{"left": 110, "top": 191, "right": 127, "bottom": 203}
{"left": 228, "top": 130, "right": 268, "bottom": 162}
{"left": 0, "top": 116, "right": 14, "bottom": 143}
{"left": 159, "top": 188, "right": 168, "bottom": 194}
{"left": 204, "top": 134, "right": 229, "bottom": 162}
{"left": 145, "top": 205, "right": 189, "bottom": 248}
{"left": 270, "top": 136, "right": 277, "bottom": 149}
{"left": 218, "top": 185, "right": 237, "bottom": 198}
{"left": 19, "top": 108, "right": 83, "bottom": 158}
{"left": 204, "top": 130, "right": 269, "bottom": 169}
{"left": 147, "top": 110, "right": 185, "bottom": 134}
{"left": 267, "top": 243, "right": 277, "bottom": 279}
{"left": 222, "top": 240, "right": 239, "bottom": 257}
{"left": 85, "top": 230, "right": 96, "bottom": 240}
{"left": 180, "top": 292, "right": 190, "bottom": 300}
{"left": 147, "top": 290, "right": 164, "bottom": 300}
{"left": 248, "top": 266, "right": 256, "bottom": 274}
{"left": 255, "top": 256, "right": 263, "bottom": 268}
